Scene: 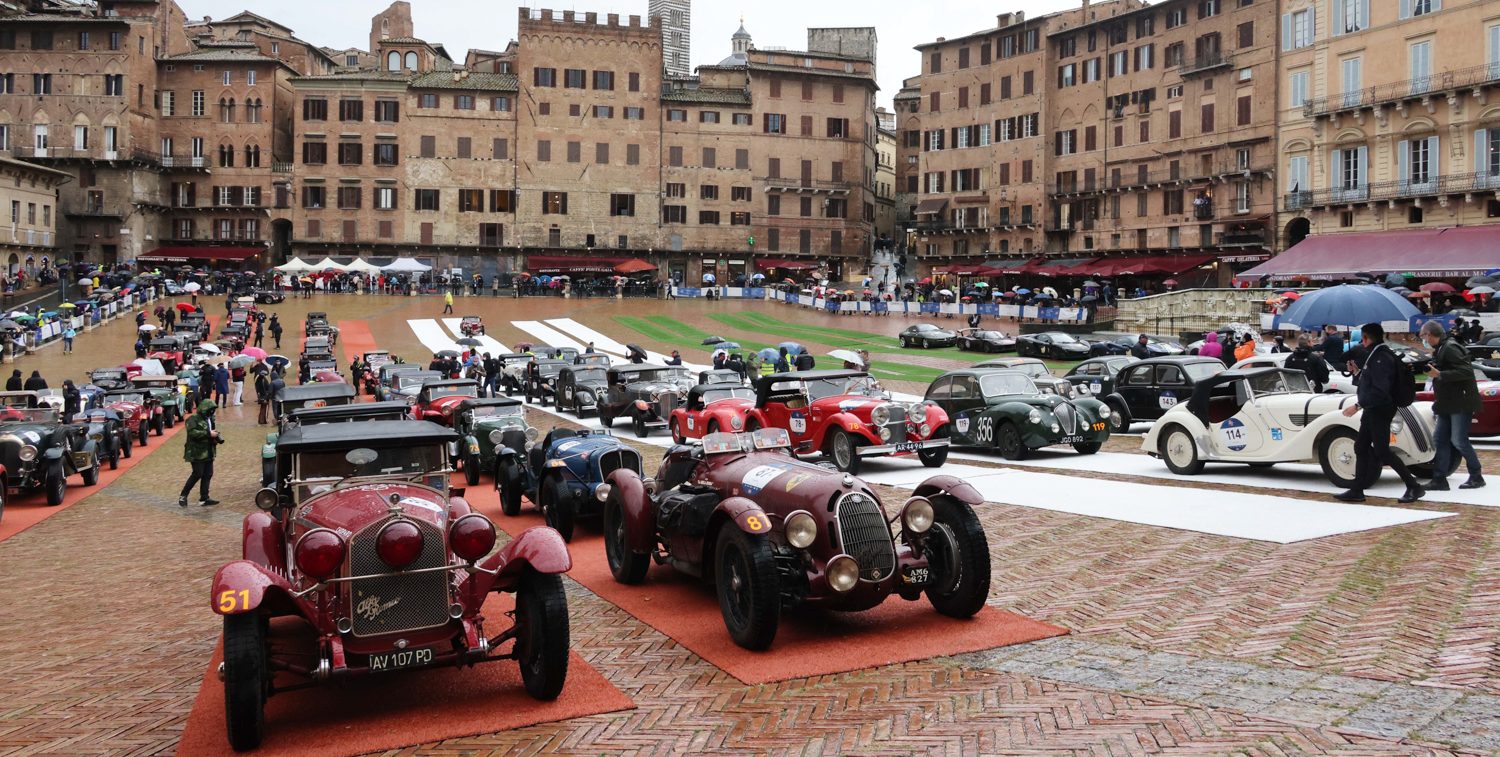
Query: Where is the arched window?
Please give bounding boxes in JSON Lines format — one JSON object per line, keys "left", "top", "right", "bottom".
{"left": 244, "top": 98, "right": 261, "bottom": 123}
{"left": 404, "top": 51, "right": 417, "bottom": 71}
{"left": 244, "top": 144, "right": 261, "bottom": 168}
{"left": 219, "top": 97, "right": 235, "bottom": 123}
{"left": 218, "top": 143, "right": 234, "bottom": 167}
{"left": 387, "top": 51, "right": 401, "bottom": 71}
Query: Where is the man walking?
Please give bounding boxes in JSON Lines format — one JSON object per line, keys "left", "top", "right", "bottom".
{"left": 269, "top": 315, "right": 283, "bottom": 349}
{"left": 62, "top": 324, "right": 75, "bottom": 354}
{"left": 253, "top": 319, "right": 264, "bottom": 348}
{"left": 1336, "top": 323, "right": 1423, "bottom": 503}
{"left": 1130, "top": 334, "right": 1152, "bottom": 360}
{"left": 443, "top": 290, "right": 454, "bottom": 314}
{"left": 177, "top": 399, "right": 221, "bottom": 507}
{"left": 1419, "top": 321, "right": 1485, "bottom": 490}
{"left": 254, "top": 367, "right": 271, "bottom": 425}
{"left": 1320, "top": 324, "right": 1345, "bottom": 367}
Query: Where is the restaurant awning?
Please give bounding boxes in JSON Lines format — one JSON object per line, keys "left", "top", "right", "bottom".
{"left": 1235, "top": 226, "right": 1500, "bottom": 281}
{"left": 138, "top": 246, "right": 262, "bottom": 264}
{"left": 525, "top": 254, "right": 630, "bottom": 274}
{"left": 754, "top": 258, "right": 819, "bottom": 271}
{"left": 914, "top": 199, "right": 948, "bottom": 216}
{"left": 980, "top": 258, "right": 1042, "bottom": 275}
{"left": 1021, "top": 257, "right": 1097, "bottom": 277}
{"left": 1093, "top": 254, "right": 1215, "bottom": 276}
{"left": 931, "top": 263, "right": 990, "bottom": 275}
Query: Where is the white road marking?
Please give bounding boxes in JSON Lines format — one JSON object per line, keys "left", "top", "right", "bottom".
{"left": 440, "top": 318, "right": 509, "bottom": 354}
{"left": 407, "top": 319, "right": 462, "bottom": 354}
{"left": 544, "top": 317, "right": 710, "bottom": 370}
{"left": 512, "top": 320, "right": 589, "bottom": 354}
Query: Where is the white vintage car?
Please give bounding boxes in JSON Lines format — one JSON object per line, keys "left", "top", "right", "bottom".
{"left": 1142, "top": 367, "right": 1436, "bottom": 488}
{"left": 1230, "top": 353, "right": 1358, "bottom": 394}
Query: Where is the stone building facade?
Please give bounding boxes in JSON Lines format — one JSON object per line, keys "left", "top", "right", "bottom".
{"left": 0, "top": 155, "right": 71, "bottom": 273}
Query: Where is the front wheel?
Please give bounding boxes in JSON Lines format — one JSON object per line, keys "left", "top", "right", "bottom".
{"left": 108, "top": 444, "right": 119, "bottom": 470}
{"left": 122, "top": 431, "right": 133, "bottom": 459}
{"left": 598, "top": 410, "right": 613, "bottom": 429}
{"left": 539, "top": 475, "right": 575, "bottom": 542}
{"left": 918, "top": 426, "right": 949, "bottom": 467}
{"left": 81, "top": 453, "right": 99, "bottom": 486}
{"left": 222, "top": 612, "right": 269, "bottom": 752}
{"left": 1318, "top": 427, "right": 1360, "bottom": 489}
{"left": 715, "top": 527, "right": 780, "bottom": 650}
{"left": 498, "top": 461, "right": 524, "bottom": 517}
{"left": 603, "top": 489, "right": 649, "bottom": 584}
{"left": 995, "top": 422, "right": 1028, "bottom": 460}
{"left": 669, "top": 418, "right": 685, "bottom": 445}
{"left": 463, "top": 451, "right": 481, "bottom": 486}
{"left": 1159, "top": 426, "right": 1204, "bottom": 475}
{"left": 1073, "top": 442, "right": 1101, "bottom": 455}
{"left": 162, "top": 410, "right": 174, "bottom": 430}
{"left": 45, "top": 465, "right": 66, "bottom": 506}
{"left": 515, "top": 569, "right": 569, "bottom": 700}
{"left": 924, "top": 496, "right": 991, "bottom": 618}
{"left": 139, "top": 420, "right": 150, "bottom": 446}
{"left": 632, "top": 415, "right": 648, "bottom": 439}
{"left": 827, "top": 429, "right": 862, "bottom": 474}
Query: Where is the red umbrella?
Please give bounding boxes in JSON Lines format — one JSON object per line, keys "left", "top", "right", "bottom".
{"left": 1406, "top": 291, "right": 1430, "bottom": 299}
{"left": 918, "top": 277, "right": 933, "bottom": 285}
{"left": 175, "top": 302, "right": 198, "bottom": 313}
{"left": 1419, "top": 282, "right": 1456, "bottom": 293}
{"left": 1163, "top": 278, "right": 1179, "bottom": 286}
{"left": 1281, "top": 291, "right": 1302, "bottom": 301}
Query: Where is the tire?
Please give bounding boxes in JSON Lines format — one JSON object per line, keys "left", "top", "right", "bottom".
{"left": 995, "top": 422, "right": 1028, "bottom": 460}
{"left": 498, "top": 461, "right": 524, "bottom": 517}
{"left": 669, "top": 418, "right": 685, "bottom": 444}
{"left": 81, "top": 453, "right": 99, "bottom": 486}
{"left": 539, "top": 475, "right": 575, "bottom": 542}
{"left": 515, "top": 569, "right": 569, "bottom": 701}
{"left": 827, "top": 429, "right": 862, "bottom": 474}
{"left": 603, "top": 489, "right": 649, "bottom": 584}
{"left": 109, "top": 443, "right": 119, "bottom": 470}
{"left": 598, "top": 410, "right": 613, "bottom": 429}
{"left": 1105, "top": 401, "right": 1129, "bottom": 433}
{"left": 45, "top": 465, "right": 66, "bottom": 506}
{"left": 1159, "top": 425, "right": 1204, "bottom": 475}
{"left": 924, "top": 496, "right": 991, "bottom": 618}
{"left": 164, "top": 409, "right": 175, "bottom": 429}
{"left": 1248, "top": 462, "right": 1275, "bottom": 469}
{"left": 1073, "top": 441, "right": 1102, "bottom": 455}
{"left": 918, "top": 426, "right": 949, "bottom": 467}
{"left": 504, "top": 381, "right": 515, "bottom": 397}
{"left": 222, "top": 612, "right": 269, "bottom": 752}
{"left": 1318, "top": 427, "right": 1360, "bottom": 489}
{"left": 632, "top": 415, "right": 648, "bottom": 439}
{"left": 122, "top": 431, "right": 132, "bottom": 459}
{"left": 705, "top": 420, "right": 721, "bottom": 436}
{"left": 714, "top": 526, "right": 780, "bottom": 650}
{"left": 0, "top": 485, "right": 6, "bottom": 524}
{"left": 900, "top": 336, "right": 910, "bottom": 348}
{"left": 744, "top": 417, "right": 761, "bottom": 433}
{"left": 153, "top": 413, "right": 164, "bottom": 436}
{"left": 464, "top": 452, "right": 481, "bottom": 486}
{"left": 139, "top": 420, "right": 150, "bottom": 446}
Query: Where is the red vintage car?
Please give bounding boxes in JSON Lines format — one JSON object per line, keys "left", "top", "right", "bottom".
{"left": 459, "top": 316, "right": 486, "bottom": 336}
{"left": 1416, "top": 371, "right": 1500, "bottom": 437}
{"left": 669, "top": 382, "right": 756, "bottom": 443}
{"left": 411, "top": 379, "right": 481, "bottom": 426}
{"left": 102, "top": 388, "right": 156, "bottom": 446}
{"left": 146, "top": 336, "right": 188, "bottom": 373}
{"left": 211, "top": 420, "right": 572, "bottom": 751}
{"left": 744, "top": 370, "right": 951, "bottom": 474}
{"left": 602, "top": 428, "right": 990, "bottom": 649}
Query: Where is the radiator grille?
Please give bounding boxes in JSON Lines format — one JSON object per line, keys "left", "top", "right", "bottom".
{"left": 597, "top": 448, "right": 642, "bottom": 479}
{"left": 348, "top": 517, "right": 451, "bottom": 638}
{"left": 658, "top": 392, "right": 679, "bottom": 418}
{"left": 835, "top": 493, "right": 895, "bottom": 582}
{"left": 1055, "top": 403, "right": 1077, "bottom": 435}
{"left": 1398, "top": 406, "right": 1430, "bottom": 453}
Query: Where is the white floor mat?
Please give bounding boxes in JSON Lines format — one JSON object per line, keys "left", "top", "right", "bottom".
{"left": 512, "top": 320, "right": 589, "bottom": 353}
{"left": 544, "top": 317, "right": 708, "bottom": 370}
{"left": 440, "top": 318, "right": 509, "bottom": 354}
{"left": 949, "top": 449, "right": 1495, "bottom": 508}
{"left": 407, "top": 319, "right": 462, "bottom": 354}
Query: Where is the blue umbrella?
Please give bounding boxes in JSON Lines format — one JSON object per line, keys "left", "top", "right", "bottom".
{"left": 1277, "top": 284, "right": 1420, "bottom": 330}
{"left": 1383, "top": 273, "right": 1408, "bottom": 287}
{"left": 713, "top": 341, "right": 741, "bottom": 351}
{"left": 757, "top": 347, "right": 778, "bottom": 361}
{"left": 778, "top": 341, "right": 804, "bottom": 355}
{"left": 1014, "top": 288, "right": 1032, "bottom": 295}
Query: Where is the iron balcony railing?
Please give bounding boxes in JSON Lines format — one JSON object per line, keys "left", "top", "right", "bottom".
{"left": 1178, "top": 51, "right": 1234, "bottom": 76}
{"left": 1048, "top": 163, "right": 1273, "bottom": 197}
{"left": 160, "top": 156, "right": 209, "bottom": 169}
{"left": 1282, "top": 170, "right": 1500, "bottom": 210}
{"left": 1304, "top": 62, "right": 1500, "bottom": 118}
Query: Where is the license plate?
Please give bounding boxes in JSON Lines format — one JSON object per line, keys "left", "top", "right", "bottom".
{"left": 893, "top": 441, "right": 922, "bottom": 453}
{"left": 367, "top": 647, "right": 435, "bottom": 672}
{"left": 900, "top": 565, "right": 930, "bottom": 585}
{"left": 1058, "top": 435, "right": 1085, "bottom": 444}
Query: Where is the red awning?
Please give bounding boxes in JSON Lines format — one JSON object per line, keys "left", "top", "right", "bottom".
{"left": 914, "top": 199, "right": 948, "bottom": 215}
{"left": 526, "top": 255, "right": 630, "bottom": 274}
{"left": 1235, "top": 226, "right": 1500, "bottom": 281}
{"left": 931, "top": 263, "right": 989, "bottom": 275}
{"left": 139, "top": 246, "right": 262, "bottom": 263}
{"left": 980, "top": 258, "right": 1041, "bottom": 275}
{"left": 613, "top": 258, "right": 657, "bottom": 274}
{"left": 1021, "top": 257, "right": 1097, "bottom": 277}
{"left": 1094, "top": 254, "right": 1215, "bottom": 276}
{"left": 754, "top": 258, "right": 819, "bottom": 271}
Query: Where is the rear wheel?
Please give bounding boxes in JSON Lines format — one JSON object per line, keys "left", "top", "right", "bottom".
{"left": 108, "top": 442, "right": 119, "bottom": 470}
{"left": 515, "top": 569, "right": 569, "bottom": 701}
{"left": 924, "top": 496, "right": 991, "bottom": 618}
{"left": 1319, "top": 427, "right": 1360, "bottom": 489}
{"left": 603, "top": 489, "right": 649, "bottom": 584}
{"left": 715, "top": 527, "right": 780, "bottom": 650}
{"left": 996, "top": 422, "right": 1028, "bottom": 460}
{"left": 1159, "top": 426, "right": 1204, "bottom": 475}
{"left": 827, "top": 429, "right": 862, "bottom": 474}
{"left": 222, "top": 612, "right": 269, "bottom": 751}
{"left": 539, "top": 475, "right": 575, "bottom": 542}
{"left": 163, "top": 409, "right": 174, "bottom": 430}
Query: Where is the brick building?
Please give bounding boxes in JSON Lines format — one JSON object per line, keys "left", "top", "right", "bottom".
{"left": 0, "top": 155, "right": 71, "bottom": 273}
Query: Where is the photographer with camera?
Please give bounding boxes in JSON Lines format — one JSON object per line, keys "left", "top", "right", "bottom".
{"left": 1419, "top": 321, "right": 1485, "bottom": 490}
{"left": 177, "top": 399, "right": 224, "bottom": 508}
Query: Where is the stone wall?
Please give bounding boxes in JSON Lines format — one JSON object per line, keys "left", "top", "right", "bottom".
{"left": 1114, "top": 288, "right": 1273, "bottom": 337}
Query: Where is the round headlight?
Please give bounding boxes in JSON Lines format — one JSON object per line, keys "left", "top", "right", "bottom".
{"left": 578, "top": 390, "right": 593, "bottom": 403}
{"left": 1028, "top": 409, "right": 1041, "bottom": 424}
{"left": 449, "top": 513, "right": 496, "bottom": 562}
{"left": 254, "top": 487, "right": 278, "bottom": 510}
{"left": 901, "top": 497, "right": 935, "bottom": 534}
{"left": 374, "top": 519, "right": 424, "bottom": 569}
{"left": 730, "top": 415, "right": 743, "bottom": 430}
{"left": 919, "top": 423, "right": 931, "bottom": 437}
{"left": 908, "top": 403, "right": 928, "bottom": 423}
{"left": 1097, "top": 405, "right": 1112, "bottom": 419}
{"left": 878, "top": 426, "right": 891, "bottom": 441}
{"left": 1050, "top": 423, "right": 1060, "bottom": 433}
{"left": 524, "top": 426, "right": 539, "bottom": 441}
{"left": 826, "top": 554, "right": 860, "bottom": 592}
{"left": 1390, "top": 418, "right": 1405, "bottom": 434}
{"left": 294, "top": 528, "right": 345, "bottom": 580}
{"left": 871, "top": 404, "right": 891, "bottom": 426}
{"left": 785, "top": 511, "right": 817, "bottom": 549}
{"left": 594, "top": 483, "right": 613, "bottom": 503}
{"left": 489, "top": 429, "right": 504, "bottom": 444}
{"left": 18, "top": 445, "right": 37, "bottom": 462}
{"left": 1076, "top": 384, "right": 1091, "bottom": 395}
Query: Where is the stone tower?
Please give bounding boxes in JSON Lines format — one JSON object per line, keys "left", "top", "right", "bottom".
{"left": 650, "top": 0, "right": 690, "bottom": 75}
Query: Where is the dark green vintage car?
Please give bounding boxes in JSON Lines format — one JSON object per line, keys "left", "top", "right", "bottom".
{"left": 454, "top": 397, "right": 536, "bottom": 485}
{"left": 923, "top": 367, "right": 1112, "bottom": 459}
{"left": 130, "top": 375, "right": 184, "bottom": 430}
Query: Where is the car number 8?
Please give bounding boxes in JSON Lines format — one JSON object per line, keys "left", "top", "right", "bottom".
{"left": 218, "top": 589, "right": 250, "bottom": 613}
{"left": 746, "top": 515, "right": 768, "bottom": 532}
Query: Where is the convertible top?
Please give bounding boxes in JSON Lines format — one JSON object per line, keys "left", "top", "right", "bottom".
{"left": 277, "top": 420, "right": 457, "bottom": 453}
{"left": 280, "top": 383, "right": 357, "bottom": 403}
{"left": 420, "top": 378, "right": 480, "bottom": 391}
{"left": 1186, "top": 367, "right": 1288, "bottom": 419}
{"left": 290, "top": 401, "right": 411, "bottom": 424}
{"left": 458, "top": 397, "right": 523, "bottom": 411}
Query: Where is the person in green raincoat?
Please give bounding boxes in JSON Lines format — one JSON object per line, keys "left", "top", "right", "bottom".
{"left": 178, "top": 399, "right": 222, "bottom": 507}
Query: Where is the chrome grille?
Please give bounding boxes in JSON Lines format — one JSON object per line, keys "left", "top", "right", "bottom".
{"left": 347, "top": 518, "right": 451, "bottom": 638}
{"left": 1055, "top": 403, "right": 1077, "bottom": 435}
{"left": 834, "top": 493, "right": 895, "bottom": 582}
{"left": 657, "top": 392, "right": 679, "bottom": 418}
{"left": 1398, "top": 406, "right": 1430, "bottom": 453}
{"left": 1289, "top": 413, "right": 1322, "bottom": 427}
{"left": 597, "top": 448, "right": 642, "bottom": 479}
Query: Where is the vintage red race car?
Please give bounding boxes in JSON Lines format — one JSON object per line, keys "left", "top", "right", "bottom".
{"left": 459, "top": 316, "right": 486, "bottom": 336}
{"left": 1417, "top": 373, "right": 1500, "bottom": 437}
{"left": 669, "top": 382, "right": 756, "bottom": 443}
{"left": 411, "top": 378, "right": 481, "bottom": 426}
{"left": 601, "top": 428, "right": 990, "bottom": 649}
{"left": 210, "top": 420, "right": 572, "bottom": 751}
{"left": 101, "top": 388, "right": 157, "bottom": 446}
{"left": 744, "top": 370, "right": 950, "bottom": 474}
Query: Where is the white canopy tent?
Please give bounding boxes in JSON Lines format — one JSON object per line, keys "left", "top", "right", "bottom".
{"left": 273, "top": 257, "right": 314, "bottom": 273}
{"left": 344, "top": 258, "right": 382, "bottom": 274}
{"left": 310, "top": 257, "right": 349, "bottom": 272}
{"left": 382, "top": 257, "right": 433, "bottom": 272}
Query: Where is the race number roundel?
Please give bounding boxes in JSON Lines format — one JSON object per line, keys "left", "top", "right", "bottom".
{"left": 1218, "top": 417, "right": 1249, "bottom": 452}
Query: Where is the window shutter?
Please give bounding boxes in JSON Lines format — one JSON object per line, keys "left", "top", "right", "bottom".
{"left": 1282, "top": 13, "right": 1292, "bottom": 50}
{"left": 1308, "top": 7, "right": 1315, "bottom": 38}
{"left": 1357, "top": 145, "right": 1368, "bottom": 186}
{"left": 1477, "top": 129, "right": 1489, "bottom": 178}
{"left": 1397, "top": 139, "right": 1409, "bottom": 183}
{"left": 1331, "top": 149, "right": 1341, "bottom": 186}
{"left": 1428, "top": 135, "right": 1440, "bottom": 178}
{"left": 1399, "top": 0, "right": 1410, "bottom": 19}
{"left": 1332, "top": 0, "right": 1343, "bottom": 35}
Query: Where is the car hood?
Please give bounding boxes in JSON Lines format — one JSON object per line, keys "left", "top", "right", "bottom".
{"left": 549, "top": 435, "right": 630, "bottom": 457}
{"left": 699, "top": 451, "right": 879, "bottom": 516}
{"left": 0, "top": 424, "right": 60, "bottom": 444}
{"left": 810, "top": 395, "right": 897, "bottom": 418}
{"left": 298, "top": 481, "right": 449, "bottom": 532}
{"left": 628, "top": 381, "right": 681, "bottom": 394}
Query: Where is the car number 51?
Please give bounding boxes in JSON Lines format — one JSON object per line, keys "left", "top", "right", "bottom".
{"left": 218, "top": 589, "right": 250, "bottom": 613}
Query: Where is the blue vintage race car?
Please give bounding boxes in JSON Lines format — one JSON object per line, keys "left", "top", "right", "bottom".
{"left": 494, "top": 428, "right": 643, "bottom": 542}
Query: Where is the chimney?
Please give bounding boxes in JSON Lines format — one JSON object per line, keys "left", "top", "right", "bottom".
{"left": 997, "top": 12, "right": 1011, "bottom": 27}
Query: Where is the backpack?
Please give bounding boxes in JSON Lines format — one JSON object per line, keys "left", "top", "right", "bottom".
{"left": 1392, "top": 354, "right": 1416, "bottom": 407}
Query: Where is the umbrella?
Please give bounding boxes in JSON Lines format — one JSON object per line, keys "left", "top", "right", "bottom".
{"left": 1014, "top": 288, "right": 1032, "bottom": 295}
{"left": 13, "top": 314, "right": 35, "bottom": 323}
{"left": 1353, "top": 271, "right": 1377, "bottom": 281}
{"left": 0, "top": 320, "right": 19, "bottom": 331}
{"left": 205, "top": 355, "right": 233, "bottom": 366}
{"left": 266, "top": 355, "right": 290, "bottom": 368}
{"left": 938, "top": 288, "right": 954, "bottom": 297}
{"left": 229, "top": 355, "right": 256, "bottom": 369}
{"left": 1406, "top": 291, "right": 1430, "bottom": 299}
{"left": 1470, "top": 285, "right": 1497, "bottom": 295}
{"left": 196, "top": 343, "right": 221, "bottom": 354}
{"left": 1450, "top": 308, "right": 1479, "bottom": 317}
{"left": 1080, "top": 294, "right": 1099, "bottom": 303}
{"left": 1419, "top": 282, "right": 1455, "bottom": 293}
{"left": 778, "top": 342, "right": 804, "bottom": 355}
{"left": 77, "top": 277, "right": 93, "bottom": 286}
{"left": 1466, "top": 275, "right": 1497, "bottom": 288}
{"left": 750, "top": 273, "right": 766, "bottom": 281}
{"left": 702, "top": 273, "right": 716, "bottom": 283}
{"left": 757, "top": 347, "right": 779, "bottom": 361}
{"left": 1278, "top": 284, "right": 1421, "bottom": 330}
{"left": 1384, "top": 273, "right": 1409, "bottom": 287}
{"left": 1390, "top": 287, "right": 1413, "bottom": 296}
{"left": 827, "top": 349, "right": 865, "bottom": 367}
{"left": 58, "top": 302, "right": 76, "bottom": 309}
{"left": 973, "top": 282, "right": 991, "bottom": 288}
{"left": 918, "top": 277, "right": 933, "bottom": 285}
{"left": 1080, "top": 281, "right": 1100, "bottom": 288}
{"left": 183, "top": 282, "right": 202, "bottom": 293}
{"left": 713, "top": 341, "right": 741, "bottom": 351}
{"left": 6, "top": 311, "right": 27, "bottom": 318}
{"left": 1163, "top": 279, "right": 1179, "bottom": 287}
{"left": 456, "top": 337, "right": 483, "bottom": 347}
{"left": 625, "top": 344, "right": 648, "bottom": 361}
{"left": 435, "top": 350, "right": 460, "bottom": 359}
{"left": 137, "top": 324, "right": 159, "bottom": 332}
{"left": 700, "top": 336, "right": 728, "bottom": 345}
{"left": 175, "top": 303, "right": 197, "bottom": 312}
{"left": 241, "top": 346, "right": 268, "bottom": 359}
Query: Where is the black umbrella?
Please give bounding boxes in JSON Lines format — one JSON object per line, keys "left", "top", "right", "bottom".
{"left": 625, "top": 343, "right": 648, "bottom": 361}
{"left": 1466, "top": 275, "right": 1497, "bottom": 288}
{"left": 1450, "top": 308, "right": 1479, "bottom": 317}
{"left": 700, "top": 335, "right": 727, "bottom": 345}
{"left": 456, "top": 337, "right": 482, "bottom": 347}
{"left": 1079, "top": 294, "right": 1099, "bottom": 303}
{"left": 0, "top": 319, "right": 19, "bottom": 331}
{"left": 436, "top": 350, "right": 460, "bottom": 359}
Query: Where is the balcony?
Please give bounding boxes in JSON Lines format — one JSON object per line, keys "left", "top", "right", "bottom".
{"left": 1218, "top": 227, "right": 1270, "bottom": 248}
{"left": 1303, "top": 62, "right": 1500, "bottom": 119}
{"left": 161, "top": 156, "right": 209, "bottom": 170}
{"left": 4, "top": 228, "right": 54, "bottom": 247}
{"left": 762, "top": 177, "right": 854, "bottom": 195}
{"left": 1049, "top": 163, "right": 1274, "bottom": 198}
{"left": 1193, "top": 201, "right": 1215, "bottom": 221}
{"left": 65, "top": 205, "right": 124, "bottom": 219}
{"left": 1282, "top": 170, "right": 1500, "bottom": 210}
{"left": 1178, "top": 52, "right": 1234, "bottom": 77}
{"left": 271, "top": 162, "right": 294, "bottom": 174}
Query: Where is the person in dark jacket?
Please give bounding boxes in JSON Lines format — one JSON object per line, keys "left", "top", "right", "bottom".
{"left": 1130, "top": 334, "right": 1152, "bottom": 360}
{"left": 61, "top": 379, "right": 80, "bottom": 424}
{"left": 727, "top": 353, "right": 747, "bottom": 381}
{"left": 1271, "top": 336, "right": 1291, "bottom": 353}
{"left": 5, "top": 369, "right": 22, "bottom": 391}
{"left": 1336, "top": 323, "right": 1422, "bottom": 503}
{"left": 1419, "top": 321, "right": 1484, "bottom": 490}
{"left": 177, "top": 399, "right": 221, "bottom": 507}
{"left": 774, "top": 347, "right": 791, "bottom": 373}
{"left": 712, "top": 351, "right": 726, "bottom": 370}
{"left": 1320, "top": 325, "right": 1345, "bottom": 366}
{"left": 23, "top": 371, "right": 47, "bottom": 391}
{"left": 1285, "top": 335, "right": 1331, "bottom": 392}
{"left": 269, "top": 315, "right": 283, "bottom": 349}
{"left": 254, "top": 369, "right": 271, "bottom": 425}
{"left": 213, "top": 364, "right": 230, "bottom": 407}
{"left": 665, "top": 350, "right": 683, "bottom": 366}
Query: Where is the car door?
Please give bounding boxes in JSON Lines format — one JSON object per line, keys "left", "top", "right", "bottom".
{"left": 1035, "top": 334, "right": 1053, "bottom": 357}
{"left": 1116, "top": 364, "right": 1155, "bottom": 419}
{"left": 1216, "top": 380, "right": 1268, "bottom": 456}
{"left": 1152, "top": 365, "right": 1187, "bottom": 419}
{"left": 924, "top": 378, "right": 963, "bottom": 441}
{"left": 946, "top": 376, "right": 987, "bottom": 444}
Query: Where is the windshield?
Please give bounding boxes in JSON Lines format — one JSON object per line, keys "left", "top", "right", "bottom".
{"left": 1049, "top": 333, "right": 1079, "bottom": 343}
{"left": 916, "top": 324, "right": 939, "bottom": 332}
{"left": 665, "top": 367, "right": 693, "bottom": 380}
{"left": 427, "top": 385, "right": 478, "bottom": 399}
{"left": 0, "top": 407, "right": 58, "bottom": 423}
{"left": 572, "top": 368, "right": 607, "bottom": 383}
{"left": 623, "top": 369, "right": 667, "bottom": 383}
{"left": 471, "top": 404, "right": 523, "bottom": 419}
{"left": 802, "top": 375, "right": 878, "bottom": 401}
{"left": 977, "top": 331, "right": 1006, "bottom": 339}
{"left": 1246, "top": 371, "right": 1312, "bottom": 396}
{"left": 703, "top": 387, "right": 755, "bottom": 404}
{"left": 398, "top": 373, "right": 439, "bottom": 390}
{"left": 1184, "top": 362, "right": 1226, "bottom": 381}
{"left": 297, "top": 444, "right": 445, "bottom": 480}
{"left": 108, "top": 392, "right": 148, "bottom": 404}
{"left": 980, "top": 373, "right": 1039, "bottom": 398}
{"left": 536, "top": 364, "right": 564, "bottom": 378}
{"left": 92, "top": 371, "right": 127, "bottom": 381}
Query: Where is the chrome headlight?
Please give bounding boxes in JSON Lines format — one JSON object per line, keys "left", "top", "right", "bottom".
{"left": 1097, "top": 404, "right": 1112, "bottom": 419}
{"left": 1028, "top": 409, "right": 1041, "bottom": 424}
{"left": 901, "top": 497, "right": 934, "bottom": 534}
{"left": 919, "top": 423, "right": 931, "bottom": 437}
{"left": 785, "top": 511, "right": 817, "bottom": 549}
{"left": 1390, "top": 417, "right": 1405, "bottom": 434}
{"left": 878, "top": 426, "right": 891, "bottom": 441}
{"left": 871, "top": 403, "right": 891, "bottom": 426}
{"left": 594, "top": 483, "right": 612, "bottom": 503}
{"left": 577, "top": 390, "right": 593, "bottom": 403}
{"left": 1050, "top": 423, "right": 1060, "bottom": 433}
{"left": 18, "top": 445, "right": 37, "bottom": 462}
{"left": 826, "top": 554, "right": 860, "bottom": 592}
{"left": 524, "top": 426, "right": 539, "bottom": 441}
{"left": 730, "top": 415, "right": 743, "bottom": 430}
{"left": 1075, "top": 383, "right": 1091, "bottom": 395}
{"left": 908, "top": 403, "right": 928, "bottom": 423}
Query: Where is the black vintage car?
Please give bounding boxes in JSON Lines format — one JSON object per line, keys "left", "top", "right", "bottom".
{"left": 1099, "top": 356, "right": 1227, "bottom": 432}
{"left": 252, "top": 289, "right": 285, "bottom": 304}
{"left": 956, "top": 328, "right": 1017, "bottom": 353}
{"left": 1015, "top": 331, "right": 1092, "bottom": 360}
{"left": 276, "top": 383, "right": 356, "bottom": 428}
{"left": 523, "top": 359, "right": 568, "bottom": 406}
{"left": 0, "top": 405, "right": 100, "bottom": 505}
{"left": 287, "top": 401, "right": 411, "bottom": 426}
{"left": 556, "top": 366, "right": 609, "bottom": 415}
{"left": 87, "top": 367, "right": 133, "bottom": 392}
{"left": 574, "top": 353, "right": 611, "bottom": 369}
{"left": 974, "top": 357, "right": 1087, "bottom": 399}
{"left": 373, "top": 363, "right": 424, "bottom": 401}
{"left": 598, "top": 364, "right": 681, "bottom": 437}
{"left": 495, "top": 427, "right": 643, "bottom": 542}
{"left": 495, "top": 353, "right": 533, "bottom": 395}
{"left": 69, "top": 407, "right": 132, "bottom": 470}
{"left": 1063, "top": 356, "right": 1140, "bottom": 397}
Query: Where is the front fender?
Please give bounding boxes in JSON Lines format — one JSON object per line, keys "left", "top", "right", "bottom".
{"left": 919, "top": 403, "right": 950, "bottom": 430}
{"left": 43, "top": 447, "right": 65, "bottom": 462}
{"left": 911, "top": 475, "right": 984, "bottom": 507}
{"left": 211, "top": 560, "right": 296, "bottom": 615}
{"left": 714, "top": 495, "right": 773, "bottom": 536}
{"left": 825, "top": 411, "right": 881, "bottom": 445}
{"left": 469, "top": 526, "right": 573, "bottom": 594}
{"left": 606, "top": 468, "right": 655, "bottom": 553}
{"left": 241, "top": 511, "right": 286, "bottom": 572}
